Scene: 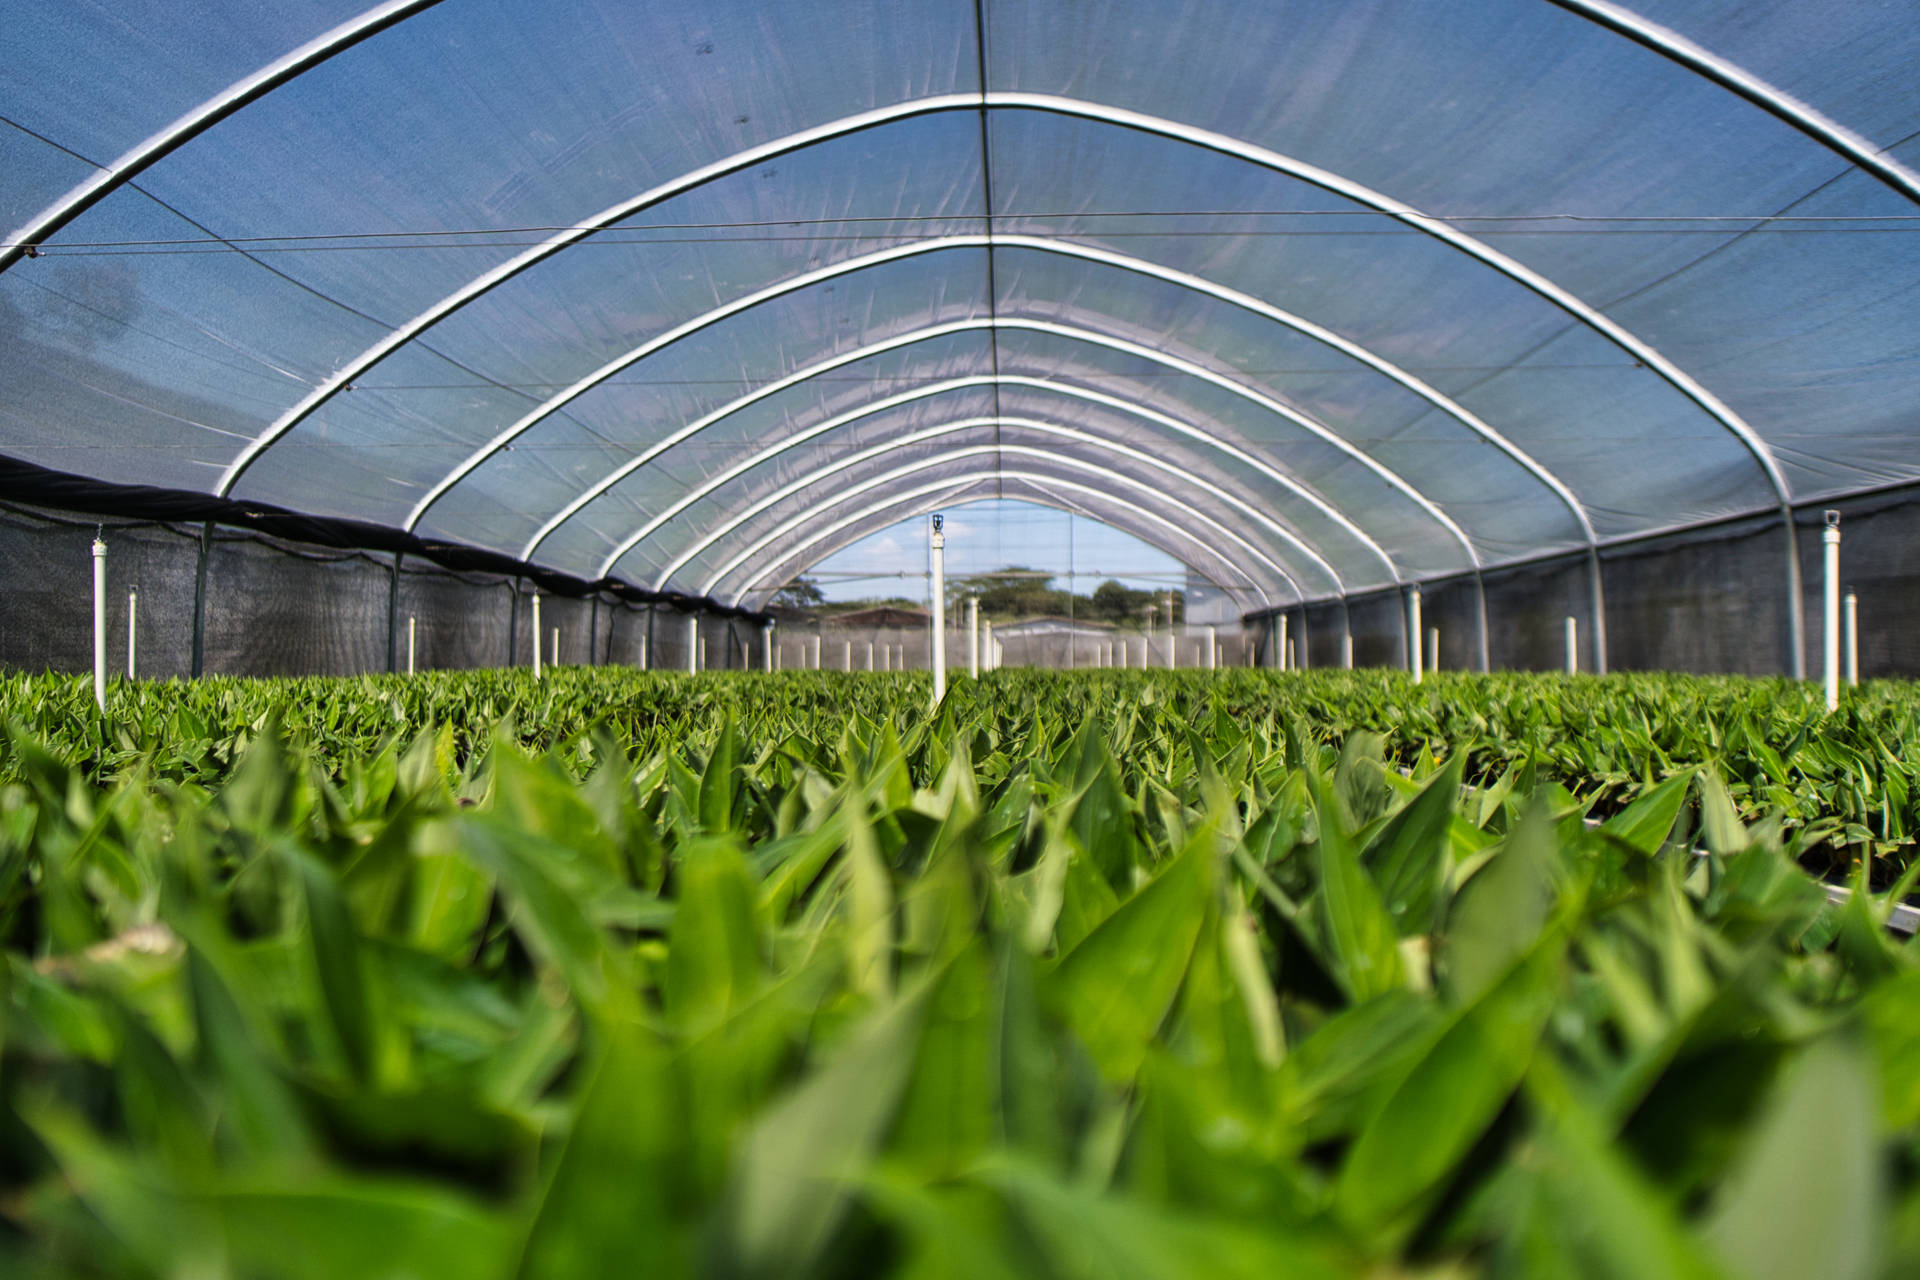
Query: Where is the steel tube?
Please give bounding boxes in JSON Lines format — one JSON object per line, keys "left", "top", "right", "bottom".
{"left": 531, "top": 593, "right": 542, "bottom": 678}
{"left": 126, "top": 589, "right": 137, "bottom": 680}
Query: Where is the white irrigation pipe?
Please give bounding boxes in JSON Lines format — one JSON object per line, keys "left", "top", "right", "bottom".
{"left": 407, "top": 617, "right": 416, "bottom": 675}
{"left": 126, "top": 588, "right": 137, "bottom": 680}
{"left": 1408, "top": 587, "right": 1424, "bottom": 683}
{"left": 1823, "top": 511, "right": 1842, "bottom": 712}
{"left": 967, "top": 598, "right": 979, "bottom": 679}
{"left": 1565, "top": 616, "right": 1579, "bottom": 674}
{"left": 929, "top": 516, "right": 947, "bottom": 705}
{"left": 531, "top": 593, "right": 542, "bottom": 678}
{"left": 91, "top": 532, "right": 107, "bottom": 712}
{"left": 686, "top": 616, "right": 698, "bottom": 675}
{"left": 1845, "top": 590, "right": 1859, "bottom": 687}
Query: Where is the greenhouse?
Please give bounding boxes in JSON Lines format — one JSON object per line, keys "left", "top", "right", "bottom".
{"left": 6, "top": 2, "right": 1920, "bottom": 1277}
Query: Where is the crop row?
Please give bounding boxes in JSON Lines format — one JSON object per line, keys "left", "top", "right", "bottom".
{"left": 1, "top": 668, "right": 1918, "bottom": 1275}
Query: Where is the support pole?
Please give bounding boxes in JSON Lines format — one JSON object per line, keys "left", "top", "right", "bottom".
{"left": 1287, "top": 639, "right": 1296, "bottom": 669}
{"left": 967, "top": 597, "right": 979, "bottom": 678}
{"left": 1587, "top": 546, "right": 1608, "bottom": 675}
{"left": 843, "top": 640, "right": 852, "bottom": 671}
{"left": 700, "top": 637, "right": 708, "bottom": 671}
{"left": 763, "top": 623, "right": 774, "bottom": 672}
{"left": 1277, "top": 614, "right": 1289, "bottom": 671}
{"left": 686, "top": 614, "right": 698, "bottom": 674}
{"left": 126, "top": 589, "right": 137, "bottom": 680}
{"left": 1205, "top": 625, "right": 1216, "bottom": 670}
{"left": 1427, "top": 627, "right": 1439, "bottom": 675}
{"left": 1340, "top": 597, "right": 1353, "bottom": 670}
{"left": 1473, "top": 571, "right": 1492, "bottom": 673}
{"left": 589, "top": 596, "right": 600, "bottom": 666}
{"left": 1166, "top": 592, "right": 1176, "bottom": 670}
{"left": 531, "top": 592, "right": 542, "bottom": 678}
{"left": 1823, "top": 511, "right": 1841, "bottom": 712}
{"left": 810, "top": 635, "right": 821, "bottom": 670}
{"left": 387, "top": 551, "right": 402, "bottom": 673}
{"left": 91, "top": 531, "right": 107, "bottom": 712}
{"left": 881, "top": 643, "right": 889, "bottom": 672}
{"left": 191, "top": 521, "right": 212, "bottom": 678}
{"left": 1845, "top": 590, "right": 1859, "bottom": 687}
{"left": 984, "top": 621, "right": 994, "bottom": 672}
{"left": 866, "top": 641, "right": 875, "bottom": 670}
{"left": 552, "top": 627, "right": 560, "bottom": 669}
{"left": 408, "top": 617, "right": 416, "bottom": 675}
{"left": 1408, "top": 586, "right": 1424, "bottom": 683}
{"left": 1785, "top": 507, "right": 1807, "bottom": 680}
{"left": 1564, "top": 616, "right": 1578, "bottom": 674}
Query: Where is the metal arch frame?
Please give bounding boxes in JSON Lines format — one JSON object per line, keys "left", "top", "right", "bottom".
{"left": 211, "top": 95, "right": 1788, "bottom": 517}
{"left": 520, "top": 320, "right": 1408, "bottom": 581}
{"left": 501, "top": 309, "right": 1476, "bottom": 578}
{"left": 438, "top": 233, "right": 1592, "bottom": 553}
{"left": 704, "top": 449, "right": 1287, "bottom": 607}
{"left": 723, "top": 467, "right": 1272, "bottom": 613}
{"left": 579, "top": 375, "right": 1356, "bottom": 588}
{"left": 1, "top": 0, "right": 449, "bottom": 275}
{"left": 740, "top": 478, "right": 1264, "bottom": 617}
{"left": 1549, "top": 0, "right": 1920, "bottom": 206}
{"left": 640, "top": 413, "right": 1339, "bottom": 596}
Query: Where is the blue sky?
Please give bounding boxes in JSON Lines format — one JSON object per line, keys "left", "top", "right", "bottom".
{"left": 802, "top": 498, "right": 1191, "bottom": 603}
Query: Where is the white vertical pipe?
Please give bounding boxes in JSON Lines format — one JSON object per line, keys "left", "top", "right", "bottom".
{"left": 1287, "top": 639, "right": 1296, "bottom": 669}
{"left": 1427, "top": 627, "right": 1439, "bottom": 675}
{"left": 1277, "top": 614, "right": 1288, "bottom": 671}
{"left": 1205, "top": 625, "right": 1216, "bottom": 670}
{"left": 686, "top": 615, "right": 698, "bottom": 674}
{"left": 531, "top": 593, "right": 542, "bottom": 677}
{"left": 1341, "top": 631, "right": 1354, "bottom": 670}
{"left": 866, "top": 641, "right": 875, "bottom": 670}
{"left": 640, "top": 635, "right": 648, "bottom": 670}
{"left": 1845, "top": 590, "right": 1859, "bottom": 687}
{"left": 1166, "top": 593, "right": 1176, "bottom": 670}
{"left": 967, "top": 598, "right": 979, "bottom": 678}
{"left": 1564, "top": 616, "right": 1578, "bottom": 674}
{"left": 763, "top": 624, "right": 773, "bottom": 672}
{"left": 881, "top": 643, "right": 890, "bottom": 672}
{"left": 775, "top": 640, "right": 783, "bottom": 671}
{"left": 897, "top": 644, "right": 905, "bottom": 671}
{"left": 1408, "top": 587, "right": 1424, "bottom": 683}
{"left": 930, "top": 516, "right": 947, "bottom": 703}
{"left": 843, "top": 640, "right": 851, "bottom": 671}
{"left": 810, "top": 635, "right": 820, "bottom": 670}
{"left": 91, "top": 532, "right": 107, "bottom": 712}
{"left": 126, "top": 588, "right": 137, "bottom": 680}
{"left": 552, "top": 627, "right": 560, "bottom": 668}
{"left": 1823, "top": 512, "right": 1841, "bottom": 712}
{"left": 408, "top": 616, "right": 416, "bottom": 675}
{"left": 700, "top": 637, "right": 708, "bottom": 671}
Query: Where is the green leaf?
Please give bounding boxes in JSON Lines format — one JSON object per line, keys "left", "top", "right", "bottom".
{"left": 1362, "top": 751, "right": 1466, "bottom": 936}
{"left": 1602, "top": 770, "right": 1696, "bottom": 855}
{"left": 1308, "top": 771, "right": 1405, "bottom": 1002}
{"left": 1701, "top": 1036, "right": 1883, "bottom": 1280}
{"left": 1048, "top": 833, "right": 1211, "bottom": 1081}
{"left": 1335, "top": 924, "right": 1566, "bottom": 1231}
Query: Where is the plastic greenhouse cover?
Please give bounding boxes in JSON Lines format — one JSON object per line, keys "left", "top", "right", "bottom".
{"left": 4, "top": 0, "right": 1920, "bottom": 610}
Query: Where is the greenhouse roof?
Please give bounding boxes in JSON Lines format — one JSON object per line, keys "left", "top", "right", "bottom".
{"left": 5, "top": 0, "right": 1919, "bottom": 619}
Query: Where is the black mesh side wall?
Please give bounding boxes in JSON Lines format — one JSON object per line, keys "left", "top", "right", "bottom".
{"left": 0, "top": 506, "right": 202, "bottom": 677}
{"left": 1303, "top": 601, "right": 1346, "bottom": 668}
{"left": 1419, "top": 576, "right": 1485, "bottom": 673}
{"left": 397, "top": 564, "right": 514, "bottom": 672}
{"left": 1602, "top": 511, "right": 1788, "bottom": 676}
{"left": 202, "top": 532, "right": 389, "bottom": 677}
{"left": 606, "top": 603, "right": 657, "bottom": 668}
{"left": 1480, "top": 554, "right": 1589, "bottom": 673}
{"left": 1346, "top": 592, "right": 1408, "bottom": 670}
